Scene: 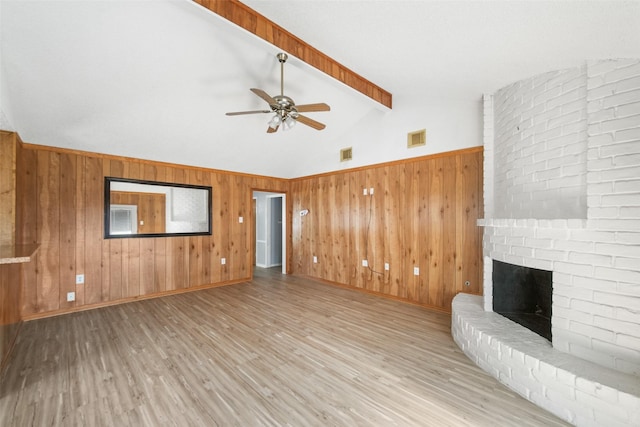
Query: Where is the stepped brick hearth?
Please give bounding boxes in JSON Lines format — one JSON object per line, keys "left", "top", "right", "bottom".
{"left": 452, "top": 59, "right": 640, "bottom": 426}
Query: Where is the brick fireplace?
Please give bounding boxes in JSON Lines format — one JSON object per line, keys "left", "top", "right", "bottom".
{"left": 452, "top": 59, "right": 640, "bottom": 426}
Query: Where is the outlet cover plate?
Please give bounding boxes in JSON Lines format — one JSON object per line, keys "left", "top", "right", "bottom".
{"left": 67, "top": 291, "right": 75, "bottom": 302}
{"left": 76, "top": 274, "right": 84, "bottom": 284}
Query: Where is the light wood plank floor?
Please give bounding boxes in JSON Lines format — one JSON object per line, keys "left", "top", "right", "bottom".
{"left": 1, "top": 268, "right": 569, "bottom": 426}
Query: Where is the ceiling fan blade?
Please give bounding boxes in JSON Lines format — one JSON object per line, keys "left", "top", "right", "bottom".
{"left": 267, "top": 125, "right": 279, "bottom": 133}
{"left": 226, "top": 110, "right": 271, "bottom": 116}
{"left": 295, "top": 103, "right": 330, "bottom": 113}
{"left": 296, "top": 114, "right": 326, "bottom": 130}
{"left": 250, "top": 88, "right": 277, "bottom": 106}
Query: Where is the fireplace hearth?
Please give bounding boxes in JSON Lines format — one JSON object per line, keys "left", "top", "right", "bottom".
{"left": 492, "top": 260, "right": 552, "bottom": 341}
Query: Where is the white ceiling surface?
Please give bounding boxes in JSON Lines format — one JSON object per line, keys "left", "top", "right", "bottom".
{"left": 1, "top": 1, "right": 639, "bottom": 178}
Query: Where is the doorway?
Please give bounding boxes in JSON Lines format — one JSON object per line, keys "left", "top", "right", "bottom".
{"left": 252, "top": 191, "right": 286, "bottom": 274}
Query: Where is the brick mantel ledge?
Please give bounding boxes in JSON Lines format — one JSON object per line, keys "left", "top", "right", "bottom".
{"left": 452, "top": 293, "right": 640, "bottom": 426}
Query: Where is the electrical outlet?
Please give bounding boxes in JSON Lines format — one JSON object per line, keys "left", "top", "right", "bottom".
{"left": 413, "top": 267, "right": 420, "bottom": 276}
{"left": 67, "top": 291, "right": 75, "bottom": 302}
{"left": 221, "top": 258, "right": 226, "bottom": 265}
{"left": 313, "top": 256, "right": 318, "bottom": 264}
{"left": 76, "top": 274, "right": 84, "bottom": 284}
{"left": 384, "top": 262, "right": 390, "bottom": 271}
{"left": 363, "top": 188, "right": 368, "bottom": 196}
{"left": 370, "top": 187, "right": 374, "bottom": 195}
{"left": 362, "top": 259, "right": 368, "bottom": 267}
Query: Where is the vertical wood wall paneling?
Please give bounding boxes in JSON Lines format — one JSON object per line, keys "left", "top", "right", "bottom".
{"left": 106, "top": 160, "right": 122, "bottom": 301}
{"left": 199, "top": 170, "right": 212, "bottom": 286}
{"left": 291, "top": 148, "right": 483, "bottom": 312}
{"left": 101, "top": 161, "right": 112, "bottom": 304}
{"left": 442, "top": 155, "right": 457, "bottom": 309}
{"left": 318, "top": 176, "right": 330, "bottom": 277}
{"left": 425, "top": 157, "right": 443, "bottom": 307}
{"left": 59, "top": 153, "right": 77, "bottom": 309}
{"left": 140, "top": 164, "right": 157, "bottom": 295}
{"left": 84, "top": 156, "right": 104, "bottom": 304}
{"left": 18, "top": 141, "right": 38, "bottom": 314}
{"left": 334, "top": 173, "right": 349, "bottom": 285}
{"left": 0, "top": 132, "right": 20, "bottom": 370}
{"left": 456, "top": 152, "right": 483, "bottom": 296}
{"left": 0, "top": 132, "right": 16, "bottom": 245}
{"left": 309, "top": 177, "right": 320, "bottom": 277}
{"left": 126, "top": 162, "right": 142, "bottom": 298}
{"left": 353, "top": 170, "right": 368, "bottom": 289}
{"left": 37, "top": 150, "right": 61, "bottom": 312}
{"left": 296, "top": 179, "right": 310, "bottom": 275}
{"left": 235, "top": 175, "right": 250, "bottom": 279}
{"left": 405, "top": 162, "right": 420, "bottom": 302}
{"left": 154, "top": 166, "right": 168, "bottom": 293}
{"left": 371, "top": 167, "right": 385, "bottom": 293}
{"left": 214, "top": 172, "right": 229, "bottom": 283}
{"left": 386, "top": 165, "right": 404, "bottom": 298}
{"left": 189, "top": 169, "right": 204, "bottom": 288}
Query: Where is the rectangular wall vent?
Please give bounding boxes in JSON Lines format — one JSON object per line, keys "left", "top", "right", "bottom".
{"left": 407, "top": 129, "right": 426, "bottom": 148}
{"left": 340, "top": 147, "right": 353, "bottom": 162}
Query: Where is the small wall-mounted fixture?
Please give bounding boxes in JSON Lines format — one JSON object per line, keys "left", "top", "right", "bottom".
{"left": 407, "top": 129, "right": 426, "bottom": 148}
{"left": 299, "top": 209, "right": 309, "bottom": 216}
{"left": 340, "top": 147, "right": 353, "bottom": 162}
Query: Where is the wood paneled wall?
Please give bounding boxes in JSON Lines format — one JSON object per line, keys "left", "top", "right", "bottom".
{"left": 0, "top": 131, "right": 17, "bottom": 245}
{"left": 17, "top": 144, "right": 290, "bottom": 318}
{"left": 290, "top": 148, "right": 483, "bottom": 312}
{"left": 1, "top": 132, "right": 30, "bottom": 372}
{"left": 11, "top": 135, "right": 481, "bottom": 318}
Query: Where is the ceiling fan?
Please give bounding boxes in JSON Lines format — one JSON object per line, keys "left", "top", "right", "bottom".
{"left": 226, "top": 52, "right": 330, "bottom": 133}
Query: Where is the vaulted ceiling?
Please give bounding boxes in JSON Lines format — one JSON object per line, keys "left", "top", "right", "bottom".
{"left": 1, "top": 1, "right": 639, "bottom": 178}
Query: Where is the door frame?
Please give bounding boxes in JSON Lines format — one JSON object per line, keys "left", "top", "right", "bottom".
{"left": 251, "top": 189, "right": 289, "bottom": 275}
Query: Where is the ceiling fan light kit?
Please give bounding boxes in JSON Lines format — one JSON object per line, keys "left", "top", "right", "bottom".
{"left": 226, "top": 52, "right": 330, "bottom": 133}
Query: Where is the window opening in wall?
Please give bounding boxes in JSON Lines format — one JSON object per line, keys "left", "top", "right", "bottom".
{"left": 110, "top": 205, "right": 138, "bottom": 235}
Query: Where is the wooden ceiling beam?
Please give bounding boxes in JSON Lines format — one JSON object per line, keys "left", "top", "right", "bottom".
{"left": 193, "top": 0, "right": 392, "bottom": 109}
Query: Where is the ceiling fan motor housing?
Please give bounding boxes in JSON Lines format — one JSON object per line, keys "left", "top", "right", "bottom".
{"left": 272, "top": 95, "right": 298, "bottom": 117}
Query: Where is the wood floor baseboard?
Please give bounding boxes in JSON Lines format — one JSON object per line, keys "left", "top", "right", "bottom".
{"left": 297, "top": 274, "right": 467, "bottom": 315}
{"left": 21, "top": 278, "right": 250, "bottom": 321}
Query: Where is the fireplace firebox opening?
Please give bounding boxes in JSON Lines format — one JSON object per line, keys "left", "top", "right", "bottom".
{"left": 492, "top": 260, "right": 552, "bottom": 341}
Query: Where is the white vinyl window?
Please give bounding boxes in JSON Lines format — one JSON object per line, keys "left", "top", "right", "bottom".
{"left": 110, "top": 205, "right": 138, "bottom": 235}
